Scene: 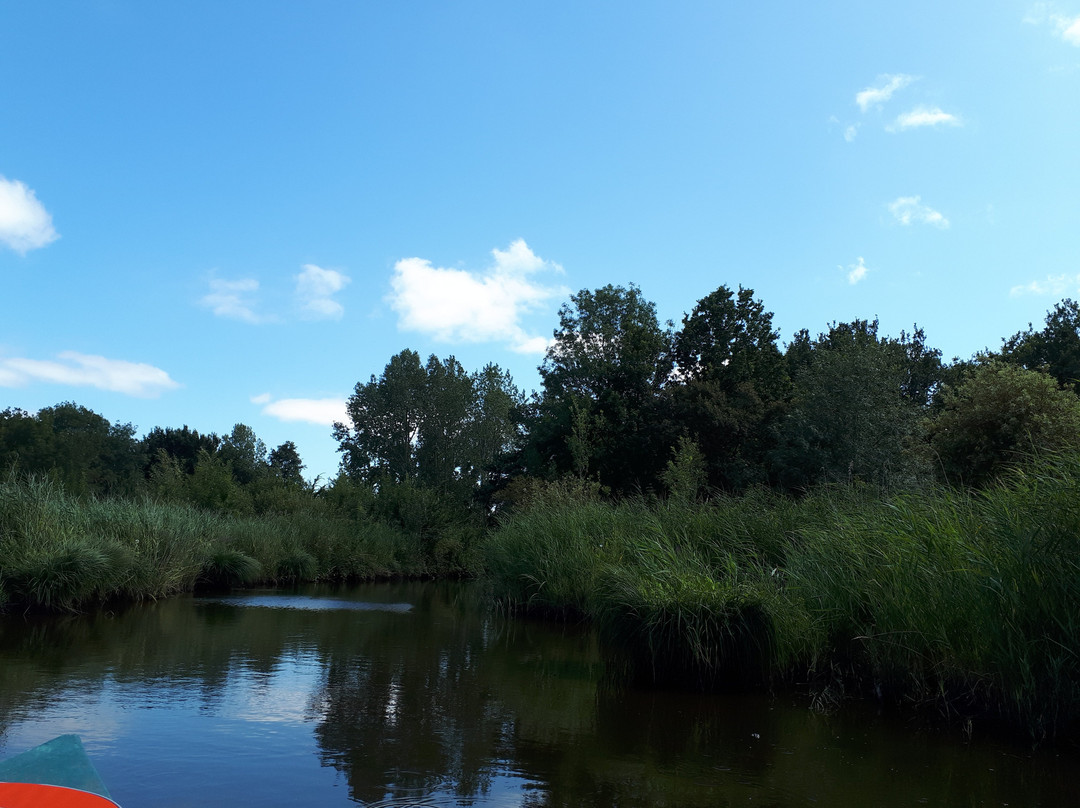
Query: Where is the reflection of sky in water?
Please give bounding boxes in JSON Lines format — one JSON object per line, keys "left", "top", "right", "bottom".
{"left": 0, "top": 590, "right": 544, "bottom": 807}
{"left": 1, "top": 584, "right": 1076, "bottom": 808}
{"left": 195, "top": 595, "right": 413, "bottom": 613}
{"left": 229, "top": 652, "right": 327, "bottom": 724}
{"left": 1, "top": 691, "right": 129, "bottom": 753}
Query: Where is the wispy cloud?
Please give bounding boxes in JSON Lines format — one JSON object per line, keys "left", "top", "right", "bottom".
{"left": 388, "top": 239, "right": 566, "bottom": 354}
{"left": 0, "top": 351, "right": 180, "bottom": 397}
{"left": 842, "top": 74, "right": 960, "bottom": 139}
{"left": 855, "top": 74, "right": 915, "bottom": 112}
{"left": 1061, "top": 15, "right": 1080, "bottom": 43}
{"left": 828, "top": 116, "right": 860, "bottom": 142}
{"left": 845, "top": 256, "right": 870, "bottom": 285}
{"left": 888, "top": 196, "right": 950, "bottom": 228}
{"left": 1025, "top": 4, "right": 1080, "bottom": 45}
{"left": 201, "top": 277, "right": 263, "bottom": 323}
{"left": 296, "top": 264, "right": 350, "bottom": 320}
{"left": 0, "top": 175, "right": 59, "bottom": 254}
{"left": 1010, "top": 273, "right": 1080, "bottom": 296}
{"left": 889, "top": 106, "right": 962, "bottom": 131}
{"left": 252, "top": 394, "right": 347, "bottom": 426}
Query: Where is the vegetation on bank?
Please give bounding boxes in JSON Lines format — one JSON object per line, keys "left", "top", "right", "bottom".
{"left": 483, "top": 458, "right": 1080, "bottom": 740}
{"left": 5, "top": 286, "right": 1080, "bottom": 741}
{"left": 0, "top": 472, "right": 481, "bottom": 611}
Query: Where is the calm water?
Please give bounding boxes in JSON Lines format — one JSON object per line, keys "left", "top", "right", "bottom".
{"left": 0, "top": 581, "right": 1075, "bottom": 807}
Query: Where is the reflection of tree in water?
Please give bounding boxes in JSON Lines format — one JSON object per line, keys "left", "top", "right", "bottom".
{"left": 2, "top": 583, "right": 1077, "bottom": 807}
{"left": 309, "top": 583, "right": 785, "bottom": 807}
{"left": 311, "top": 583, "right": 521, "bottom": 804}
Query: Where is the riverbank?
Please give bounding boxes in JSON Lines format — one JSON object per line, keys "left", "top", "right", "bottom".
{"left": 4, "top": 459, "right": 1078, "bottom": 743}
{"left": 482, "top": 458, "right": 1080, "bottom": 741}
{"left": 0, "top": 474, "right": 457, "bottom": 612}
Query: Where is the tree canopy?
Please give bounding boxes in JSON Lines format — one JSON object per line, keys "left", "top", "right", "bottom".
{"left": 334, "top": 350, "right": 523, "bottom": 500}
{"left": 927, "top": 361, "right": 1080, "bottom": 487}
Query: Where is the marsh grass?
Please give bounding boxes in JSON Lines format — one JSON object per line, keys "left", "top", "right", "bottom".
{"left": 198, "top": 548, "right": 263, "bottom": 588}
{"left": 0, "top": 472, "right": 441, "bottom": 612}
{"left": 484, "top": 461, "right": 1080, "bottom": 738}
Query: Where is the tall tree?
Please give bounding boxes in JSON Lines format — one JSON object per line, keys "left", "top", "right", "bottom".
{"left": 142, "top": 425, "right": 220, "bottom": 477}
{"left": 0, "top": 403, "right": 144, "bottom": 496}
{"left": 334, "top": 351, "right": 523, "bottom": 498}
{"left": 771, "top": 320, "right": 937, "bottom": 490}
{"left": 335, "top": 349, "right": 428, "bottom": 483}
{"left": 669, "top": 285, "right": 790, "bottom": 491}
{"left": 1000, "top": 298, "right": 1080, "bottom": 389}
{"left": 415, "top": 355, "right": 475, "bottom": 490}
{"left": 269, "top": 441, "right": 305, "bottom": 486}
{"left": 530, "top": 284, "right": 674, "bottom": 492}
{"left": 464, "top": 363, "right": 525, "bottom": 498}
{"left": 218, "top": 423, "right": 269, "bottom": 485}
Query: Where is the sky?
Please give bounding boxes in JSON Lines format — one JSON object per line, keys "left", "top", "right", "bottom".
{"left": 2, "top": 1, "right": 1079, "bottom": 482}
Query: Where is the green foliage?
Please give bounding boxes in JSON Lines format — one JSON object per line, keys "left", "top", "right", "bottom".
{"left": 276, "top": 548, "right": 318, "bottom": 581}
{"left": 218, "top": 423, "right": 269, "bottom": 486}
{"left": 198, "top": 548, "right": 263, "bottom": 588}
{"left": 661, "top": 436, "right": 706, "bottom": 504}
{"left": 0, "top": 403, "right": 145, "bottom": 497}
{"left": 667, "top": 285, "right": 791, "bottom": 491}
{"left": 530, "top": 284, "right": 674, "bottom": 493}
{"left": 142, "top": 424, "right": 220, "bottom": 476}
{"left": 771, "top": 320, "right": 935, "bottom": 490}
{"left": 484, "top": 462, "right": 1080, "bottom": 737}
{"left": 542, "top": 284, "right": 673, "bottom": 403}
{"left": 335, "top": 350, "right": 523, "bottom": 501}
{"left": 1000, "top": 298, "right": 1080, "bottom": 388}
{"left": 8, "top": 541, "right": 116, "bottom": 611}
{"left": 673, "top": 285, "right": 788, "bottom": 399}
{"left": 269, "top": 440, "right": 305, "bottom": 486}
{"left": 926, "top": 361, "right": 1080, "bottom": 486}
{"left": 0, "top": 470, "right": 459, "bottom": 612}
{"left": 484, "top": 486, "right": 812, "bottom": 685}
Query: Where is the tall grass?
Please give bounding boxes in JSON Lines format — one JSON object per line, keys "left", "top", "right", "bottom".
{"left": 483, "top": 459, "right": 1080, "bottom": 739}
{"left": 0, "top": 472, "right": 450, "bottom": 612}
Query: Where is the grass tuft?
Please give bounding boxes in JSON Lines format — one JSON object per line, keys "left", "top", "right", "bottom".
{"left": 483, "top": 459, "right": 1080, "bottom": 739}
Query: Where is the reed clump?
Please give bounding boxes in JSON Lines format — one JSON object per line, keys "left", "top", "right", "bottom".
{"left": 483, "top": 457, "right": 1080, "bottom": 739}
{"left": 0, "top": 471, "right": 441, "bottom": 611}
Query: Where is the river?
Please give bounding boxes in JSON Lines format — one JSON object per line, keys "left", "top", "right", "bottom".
{"left": 0, "top": 581, "right": 1074, "bottom": 807}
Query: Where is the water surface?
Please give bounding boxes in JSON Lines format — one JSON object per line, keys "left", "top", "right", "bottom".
{"left": 0, "top": 582, "right": 1074, "bottom": 807}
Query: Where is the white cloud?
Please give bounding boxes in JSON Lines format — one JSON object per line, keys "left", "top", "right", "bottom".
{"left": 855, "top": 74, "right": 915, "bottom": 112}
{"left": 1010, "top": 273, "right": 1080, "bottom": 296}
{"left": 890, "top": 106, "right": 962, "bottom": 130}
{"left": 388, "top": 239, "right": 567, "bottom": 354}
{"left": 1057, "top": 14, "right": 1080, "bottom": 43}
{"left": 0, "top": 351, "right": 180, "bottom": 397}
{"left": 1026, "top": 5, "right": 1080, "bottom": 45}
{"left": 253, "top": 395, "right": 347, "bottom": 426}
{"left": 845, "top": 256, "right": 870, "bottom": 285}
{"left": 888, "top": 196, "right": 950, "bottom": 228}
{"left": 0, "top": 175, "right": 59, "bottom": 254}
{"left": 201, "top": 277, "right": 263, "bottom": 323}
{"left": 296, "top": 264, "right": 350, "bottom": 320}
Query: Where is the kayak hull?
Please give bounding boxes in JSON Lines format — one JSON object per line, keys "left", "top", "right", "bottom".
{"left": 0, "top": 736, "right": 119, "bottom": 807}
{"left": 0, "top": 781, "right": 121, "bottom": 808}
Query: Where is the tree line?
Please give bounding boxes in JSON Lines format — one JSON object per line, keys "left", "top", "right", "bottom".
{"left": 336, "top": 285, "right": 1080, "bottom": 509}
{"left": 6, "top": 284, "right": 1080, "bottom": 515}
{"left": 0, "top": 407, "right": 307, "bottom": 513}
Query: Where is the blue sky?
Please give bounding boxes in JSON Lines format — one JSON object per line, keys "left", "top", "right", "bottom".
{"left": 2, "top": 1, "right": 1079, "bottom": 482}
